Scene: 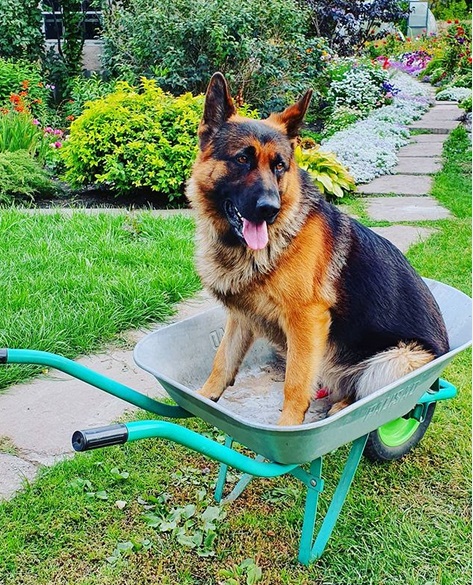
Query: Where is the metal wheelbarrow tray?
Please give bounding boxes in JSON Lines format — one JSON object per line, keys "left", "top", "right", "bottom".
{"left": 133, "top": 278, "right": 471, "bottom": 464}
{"left": 2, "top": 279, "right": 471, "bottom": 564}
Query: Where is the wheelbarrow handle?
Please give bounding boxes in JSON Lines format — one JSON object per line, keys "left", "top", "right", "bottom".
{"left": 0, "top": 348, "right": 192, "bottom": 420}
{"left": 72, "top": 419, "right": 299, "bottom": 478}
{"left": 72, "top": 424, "right": 128, "bottom": 451}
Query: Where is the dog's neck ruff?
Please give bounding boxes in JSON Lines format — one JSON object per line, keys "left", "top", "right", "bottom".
{"left": 195, "top": 200, "right": 310, "bottom": 296}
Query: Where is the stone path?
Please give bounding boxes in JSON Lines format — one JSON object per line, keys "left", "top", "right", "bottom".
{"left": 0, "top": 99, "right": 463, "bottom": 500}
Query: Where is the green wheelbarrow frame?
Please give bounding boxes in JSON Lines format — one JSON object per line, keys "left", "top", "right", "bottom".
{"left": 1, "top": 279, "right": 471, "bottom": 564}
{"left": 0, "top": 348, "right": 460, "bottom": 564}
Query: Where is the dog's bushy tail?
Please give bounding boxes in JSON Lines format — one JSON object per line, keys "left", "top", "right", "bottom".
{"left": 355, "top": 342, "right": 435, "bottom": 401}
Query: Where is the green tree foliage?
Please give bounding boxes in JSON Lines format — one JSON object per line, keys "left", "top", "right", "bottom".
{"left": 0, "top": 0, "right": 44, "bottom": 61}
{"left": 100, "top": 0, "right": 330, "bottom": 115}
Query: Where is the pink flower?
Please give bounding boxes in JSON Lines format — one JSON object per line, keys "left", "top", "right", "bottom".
{"left": 50, "top": 141, "right": 63, "bottom": 149}
{"left": 32, "top": 119, "right": 40, "bottom": 126}
{"left": 44, "top": 126, "right": 53, "bottom": 134}
{"left": 53, "top": 129, "right": 63, "bottom": 136}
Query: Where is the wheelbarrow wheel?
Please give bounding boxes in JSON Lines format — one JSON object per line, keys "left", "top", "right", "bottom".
{"left": 364, "top": 402, "right": 437, "bottom": 463}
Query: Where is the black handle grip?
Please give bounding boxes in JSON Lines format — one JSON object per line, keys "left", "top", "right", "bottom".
{"left": 72, "top": 423, "right": 128, "bottom": 451}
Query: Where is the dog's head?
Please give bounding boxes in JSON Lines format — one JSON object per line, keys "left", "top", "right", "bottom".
{"left": 188, "top": 73, "right": 312, "bottom": 250}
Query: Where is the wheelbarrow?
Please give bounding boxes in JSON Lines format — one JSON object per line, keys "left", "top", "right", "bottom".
{"left": 1, "top": 279, "right": 471, "bottom": 565}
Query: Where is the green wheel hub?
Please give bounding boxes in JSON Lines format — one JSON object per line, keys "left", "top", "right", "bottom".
{"left": 377, "top": 417, "right": 420, "bottom": 448}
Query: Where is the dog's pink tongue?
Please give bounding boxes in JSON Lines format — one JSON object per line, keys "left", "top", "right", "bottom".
{"left": 242, "top": 219, "right": 268, "bottom": 250}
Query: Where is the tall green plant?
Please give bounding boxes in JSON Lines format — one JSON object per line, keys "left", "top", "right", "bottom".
{"left": 0, "top": 112, "right": 49, "bottom": 161}
{"left": 43, "top": 0, "right": 99, "bottom": 99}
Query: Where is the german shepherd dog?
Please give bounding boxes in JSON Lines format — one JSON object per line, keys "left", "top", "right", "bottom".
{"left": 187, "top": 72, "right": 449, "bottom": 426}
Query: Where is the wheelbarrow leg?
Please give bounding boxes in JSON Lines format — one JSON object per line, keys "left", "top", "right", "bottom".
{"left": 214, "top": 436, "right": 233, "bottom": 502}
{"left": 214, "top": 435, "right": 265, "bottom": 503}
{"left": 298, "top": 434, "right": 369, "bottom": 564}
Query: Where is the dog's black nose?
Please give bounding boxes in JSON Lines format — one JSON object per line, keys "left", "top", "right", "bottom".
{"left": 255, "top": 196, "right": 280, "bottom": 223}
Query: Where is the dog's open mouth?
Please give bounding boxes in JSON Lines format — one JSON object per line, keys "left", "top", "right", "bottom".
{"left": 224, "top": 200, "right": 269, "bottom": 251}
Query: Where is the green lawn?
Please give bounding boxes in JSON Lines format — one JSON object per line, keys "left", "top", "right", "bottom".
{"left": 0, "top": 127, "right": 471, "bottom": 585}
{"left": 0, "top": 212, "right": 200, "bottom": 390}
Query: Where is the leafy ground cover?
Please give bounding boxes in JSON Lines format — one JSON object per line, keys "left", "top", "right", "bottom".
{"left": 0, "top": 127, "right": 470, "bottom": 584}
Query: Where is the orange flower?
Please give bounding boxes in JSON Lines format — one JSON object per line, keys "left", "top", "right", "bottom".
{"left": 66, "top": 115, "right": 75, "bottom": 121}
{"left": 14, "top": 105, "right": 25, "bottom": 113}
{"left": 9, "top": 94, "right": 20, "bottom": 104}
{"left": 21, "top": 80, "right": 30, "bottom": 89}
{"left": 19, "top": 91, "right": 28, "bottom": 97}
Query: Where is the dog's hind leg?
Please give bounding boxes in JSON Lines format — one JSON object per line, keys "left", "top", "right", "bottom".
{"left": 327, "top": 342, "right": 434, "bottom": 416}
{"left": 355, "top": 341, "right": 435, "bottom": 401}
{"left": 198, "top": 313, "right": 254, "bottom": 402}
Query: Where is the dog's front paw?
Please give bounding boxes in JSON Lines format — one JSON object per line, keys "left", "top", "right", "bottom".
{"left": 197, "top": 387, "right": 223, "bottom": 402}
{"left": 277, "top": 409, "right": 304, "bottom": 427}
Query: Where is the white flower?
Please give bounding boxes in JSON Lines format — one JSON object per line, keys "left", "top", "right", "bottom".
{"left": 320, "top": 72, "right": 430, "bottom": 184}
{"left": 435, "top": 87, "right": 472, "bottom": 102}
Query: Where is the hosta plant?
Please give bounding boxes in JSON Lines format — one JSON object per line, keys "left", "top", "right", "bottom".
{"left": 295, "top": 140, "right": 356, "bottom": 199}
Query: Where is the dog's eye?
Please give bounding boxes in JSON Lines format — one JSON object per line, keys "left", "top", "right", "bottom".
{"left": 274, "top": 162, "right": 286, "bottom": 173}
{"left": 236, "top": 154, "right": 248, "bottom": 165}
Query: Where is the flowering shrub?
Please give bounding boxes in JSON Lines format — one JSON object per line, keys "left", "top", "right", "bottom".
{"left": 386, "top": 50, "right": 433, "bottom": 75}
{"left": 418, "top": 22, "right": 471, "bottom": 87}
{"left": 0, "top": 58, "right": 50, "bottom": 122}
{"left": 327, "top": 61, "right": 398, "bottom": 114}
{"left": 320, "top": 71, "right": 430, "bottom": 183}
{"left": 60, "top": 79, "right": 204, "bottom": 200}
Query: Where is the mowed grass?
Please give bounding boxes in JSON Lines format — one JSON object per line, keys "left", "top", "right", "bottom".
{"left": 0, "top": 211, "right": 200, "bottom": 390}
{"left": 0, "top": 127, "right": 471, "bottom": 584}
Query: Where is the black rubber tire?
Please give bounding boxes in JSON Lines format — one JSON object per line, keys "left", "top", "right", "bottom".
{"left": 364, "top": 402, "right": 437, "bottom": 463}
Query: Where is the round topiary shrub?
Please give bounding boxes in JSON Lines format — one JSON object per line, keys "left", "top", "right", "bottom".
{"left": 60, "top": 79, "right": 205, "bottom": 202}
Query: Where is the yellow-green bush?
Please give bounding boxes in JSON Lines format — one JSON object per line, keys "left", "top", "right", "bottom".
{"left": 60, "top": 79, "right": 204, "bottom": 201}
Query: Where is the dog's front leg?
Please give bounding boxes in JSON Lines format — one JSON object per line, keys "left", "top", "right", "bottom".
{"left": 198, "top": 313, "right": 254, "bottom": 402}
{"left": 279, "top": 305, "right": 331, "bottom": 426}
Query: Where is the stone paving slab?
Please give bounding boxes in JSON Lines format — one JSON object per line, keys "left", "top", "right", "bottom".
{"left": 0, "top": 454, "right": 38, "bottom": 500}
{"left": 410, "top": 133, "right": 449, "bottom": 144}
{"left": 398, "top": 142, "right": 443, "bottom": 157}
{"left": 392, "top": 157, "right": 441, "bottom": 175}
{"left": 358, "top": 174, "right": 432, "bottom": 196}
{"left": 409, "top": 119, "right": 460, "bottom": 133}
{"left": 370, "top": 226, "right": 436, "bottom": 253}
{"left": 366, "top": 196, "right": 451, "bottom": 221}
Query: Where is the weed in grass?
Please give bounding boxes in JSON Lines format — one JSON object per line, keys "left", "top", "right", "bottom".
{"left": 0, "top": 435, "right": 19, "bottom": 455}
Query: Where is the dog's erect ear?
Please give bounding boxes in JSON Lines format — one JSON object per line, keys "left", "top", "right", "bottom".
{"left": 272, "top": 90, "right": 313, "bottom": 139}
{"left": 199, "top": 72, "right": 236, "bottom": 148}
